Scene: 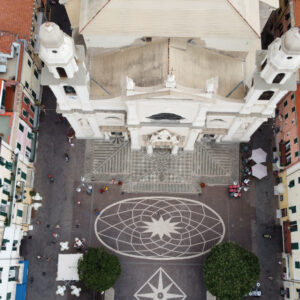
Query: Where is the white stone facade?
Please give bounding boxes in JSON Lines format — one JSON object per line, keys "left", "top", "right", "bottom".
{"left": 39, "top": 19, "right": 300, "bottom": 152}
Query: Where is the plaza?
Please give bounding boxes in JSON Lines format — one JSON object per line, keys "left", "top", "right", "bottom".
{"left": 19, "top": 88, "right": 282, "bottom": 299}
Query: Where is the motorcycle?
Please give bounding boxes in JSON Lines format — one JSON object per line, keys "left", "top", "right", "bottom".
{"left": 64, "top": 153, "right": 69, "bottom": 162}
{"left": 263, "top": 233, "right": 272, "bottom": 239}
{"left": 48, "top": 174, "right": 54, "bottom": 183}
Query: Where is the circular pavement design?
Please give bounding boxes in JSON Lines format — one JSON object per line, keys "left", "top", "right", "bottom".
{"left": 94, "top": 196, "right": 225, "bottom": 260}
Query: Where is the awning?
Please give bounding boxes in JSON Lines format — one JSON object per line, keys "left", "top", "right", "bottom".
{"left": 283, "top": 221, "right": 292, "bottom": 254}
{"left": 279, "top": 141, "right": 286, "bottom": 166}
{"left": 15, "top": 260, "right": 29, "bottom": 300}
{"left": 57, "top": 254, "right": 83, "bottom": 281}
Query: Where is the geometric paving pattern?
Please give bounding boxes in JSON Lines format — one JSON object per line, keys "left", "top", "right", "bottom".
{"left": 85, "top": 140, "right": 239, "bottom": 193}
{"left": 94, "top": 197, "right": 225, "bottom": 260}
{"left": 134, "top": 267, "right": 187, "bottom": 300}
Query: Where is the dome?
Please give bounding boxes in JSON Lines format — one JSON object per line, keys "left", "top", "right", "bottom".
{"left": 39, "top": 22, "right": 64, "bottom": 48}
{"left": 282, "top": 27, "right": 300, "bottom": 55}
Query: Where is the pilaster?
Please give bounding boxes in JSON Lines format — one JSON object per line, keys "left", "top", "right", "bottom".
{"left": 184, "top": 129, "right": 202, "bottom": 151}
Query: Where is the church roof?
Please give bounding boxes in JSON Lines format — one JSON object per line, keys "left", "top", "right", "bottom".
{"left": 79, "top": 0, "right": 261, "bottom": 39}
{"left": 88, "top": 38, "right": 245, "bottom": 100}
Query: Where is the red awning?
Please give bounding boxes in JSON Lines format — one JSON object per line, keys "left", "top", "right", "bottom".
{"left": 283, "top": 221, "right": 291, "bottom": 254}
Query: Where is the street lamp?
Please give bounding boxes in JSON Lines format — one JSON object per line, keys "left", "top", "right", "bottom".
{"left": 75, "top": 176, "right": 93, "bottom": 195}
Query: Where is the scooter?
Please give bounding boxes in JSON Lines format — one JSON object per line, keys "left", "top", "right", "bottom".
{"left": 64, "top": 153, "right": 69, "bottom": 162}
{"left": 263, "top": 233, "right": 272, "bottom": 239}
{"left": 48, "top": 174, "right": 54, "bottom": 183}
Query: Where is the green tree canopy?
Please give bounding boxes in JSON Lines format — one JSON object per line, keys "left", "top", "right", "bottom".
{"left": 78, "top": 247, "right": 121, "bottom": 292}
{"left": 204, "top": 242, "right": 260, "bottom": 300}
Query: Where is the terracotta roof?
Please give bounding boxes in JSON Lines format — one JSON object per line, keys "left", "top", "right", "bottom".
{"left": 0, "top": 32, "right": 17, "bottom": 54}
{"left": 0, "top": 0, "right": 34, "bottom": 41}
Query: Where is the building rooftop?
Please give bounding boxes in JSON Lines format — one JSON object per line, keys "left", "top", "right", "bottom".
{"left": 0, "top": 32, "right": 17, "bottom": 54}
{"left": 0, "top": 0, "right": 34, "bottom": 41}
{"left": 87, "top": 38, "right": 245, "bottom": 99}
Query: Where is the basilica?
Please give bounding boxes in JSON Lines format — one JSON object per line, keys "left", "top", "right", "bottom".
{"left": 39, "top": 0, "right": 300, "bottom": 154}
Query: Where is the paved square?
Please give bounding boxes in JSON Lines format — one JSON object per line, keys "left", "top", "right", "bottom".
{"left": 94, "top": 196, "right": 225, "bottom": 260}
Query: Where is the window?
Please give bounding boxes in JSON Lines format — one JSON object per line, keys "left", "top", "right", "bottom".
{"left": 298, "top": 177, "right": 300, "bottom": 184}
{"left": 289, "top": 206, "right": 297, "bottom": 213}
{"left": 24, "top": 97, "right": 30, "bottom": 105}
{"left": 258, "top": 91, "right": 274, "bottom": 100}
{"left": 63, "top": 86, "right": 76, "bottom": 95}
{"left": 25, "top": 81, "right": 29, "bottom": 89}
{"left": 17, "top": 210, "right": 23, "bottom": 217}
{"left": 26, "top": 146, "right": 31, "bottom": 152}
{"left": 5, "top": 161, "right": 12, "bottom": 171}
{"left": 289, "top": 180, "right": 295, "bottom": 188}
{"left": 32, "top": 90, "right": 36, "bottom": 99}
{"left": 281, "top": 208, "right": 287, "bottom": 217}
{"left": 21, "top": 172, "right": 27, "bottom": 180}
{"left": 30, "top": 104, "right": 35, "bottom": 112}
{"left": 29, "top": 117, "right": 34, "bottom": 125}
{"left": 287, "top": 23, "right": 291, "bottom": 30}
{"left": 285, "top": 113, "right": 289, "bottom": 119}
{"left": 31, "top": 40, "right": 35, "bottom": 48}
{"left": 296, "top": 151, "right": 299, "bottom": 157}
{"left": 56, "top": 67, "right": 67, "bottom": 78}
{"left": 261, "top": 59, "right": 267, "bottom": 71}
{"left": 284, "top": 100, "right": 288, "bottom": 107}
{"left": 291, "top": 94, "right": 295, "bottom": 100}
{"left": 22, "top": 109, "right": 29, "bottom": 117}
{"left": 19, "top": 123, "right": 24, "bottom": 132}
{"left": 295, "top": 261, "right": 300, "bottom": 269}
{"left": 285, "top": 141, "right": 290, "bottom": 152}
{"left": 292, "top": 242, "right": 299, "bottom": 250}
{"left": 294, "top": 138, "right": 298, "bottom": 144}
{"left": 17, "top": 143, "right": 21, "bottom": 151}
{"left": 290, "top": 221, "right": 298, "bottom": 232}
{"left": 27, "top": 132, "right": 33, "bottom": 139}
{"left": 285, "top": 13, "right": 290, "bottom": 20}
{"left": 27, "top": 59, "right": 31, "bottom": 67}
{"left": 273, "top": 73, "right": 285, "bottom": 84}
{"left": 34, "top": 69, "right": 39, "bottom": 79}
{"left": 292, "top": 106, "right": 296, "bottom": 112}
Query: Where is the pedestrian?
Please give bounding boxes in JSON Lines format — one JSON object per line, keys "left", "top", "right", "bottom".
{"left": 28, "top": 235, "right": 32, "bottom": 239}
{"left": 100, "top": 188, "right": 105, "bottom": 194}
{"left": 77, "top": 200, "right": 81, "bottom": 205}
{"left": 52, "top": 232, "right": 59, "bottom": 238}
{"left": 104, "top": 186, "right": 108, "bottom": 191}
{"left": 46, "top": 257, "right": 51, "bottom": 262}
{"left": 56, "top": 224, "right": 60, "bottom": 229}
{"left": 36, "top": 255, "right": 43, "bottom": 260}
{"left": 36, "top": 220, "right": 41, "bottom": 225}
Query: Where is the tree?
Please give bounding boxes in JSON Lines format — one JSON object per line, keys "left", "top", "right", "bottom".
{"left": 78, "top": 247, "right": 121, "bottom": 292}
{"left": 203, "top": 242, "right": 260, "bottom": 300}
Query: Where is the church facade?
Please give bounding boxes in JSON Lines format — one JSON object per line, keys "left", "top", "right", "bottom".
{"left": 39, "top": 0, "right": 300, "bottom": 153}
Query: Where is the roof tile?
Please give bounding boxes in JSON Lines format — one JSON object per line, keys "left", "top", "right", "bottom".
{"left": 0, "top": 0, "right": 34, "bottom": 41}
{"left": 0, "top": 32, "right": 17, "bottom": 54}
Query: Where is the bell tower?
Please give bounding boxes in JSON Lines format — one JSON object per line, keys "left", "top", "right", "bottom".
{"left": 39, "top": 22, "right": 78, "bottom": 79}
{"left": 260, "top": 27, "right": 300, "bottom": 85}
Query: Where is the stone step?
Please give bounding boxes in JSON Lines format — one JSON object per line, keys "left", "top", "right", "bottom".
{"left": 122, "top": 182, "right": 200, "bottom": 194}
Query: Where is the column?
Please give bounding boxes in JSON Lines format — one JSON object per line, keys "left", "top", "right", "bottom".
{"left": 65, "top": 114, "right": 84, "bottom": 137}
{"left": 171, "top": 145, "right": 179, "bottom": 155}
{"left": 239, "top": 87, "right": 262, "bottom": 114}
{"left": 50, "top": 85, "right": 71, "bottom": 110}
{"left": 87, "top": 115, "right": 104, "bottom": 138}
{"left": 241, "top": 118, "right": 267, "bottom": 142}
{"left": 128, "top": 127, "right": 141, "bottom": 150}
{"left": 193, "top": 107, "right": 207, "bottom": 127}
{"left": 222, "top": 118, "right": 243, "bottom": 141}
{"left": 104, "top": 132, "right": 110, "bottom": 141}
{"left": 184, "top": 129, "right": 202, "bottom": 151}
{"left": 147, "top": 144, "right": 153, "bottom": 155}
{"left": 126, "top": 101, "right": 139, "bottom": 125}
{"left": 262, "top": 90, "right": 288, "bottom": 115}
